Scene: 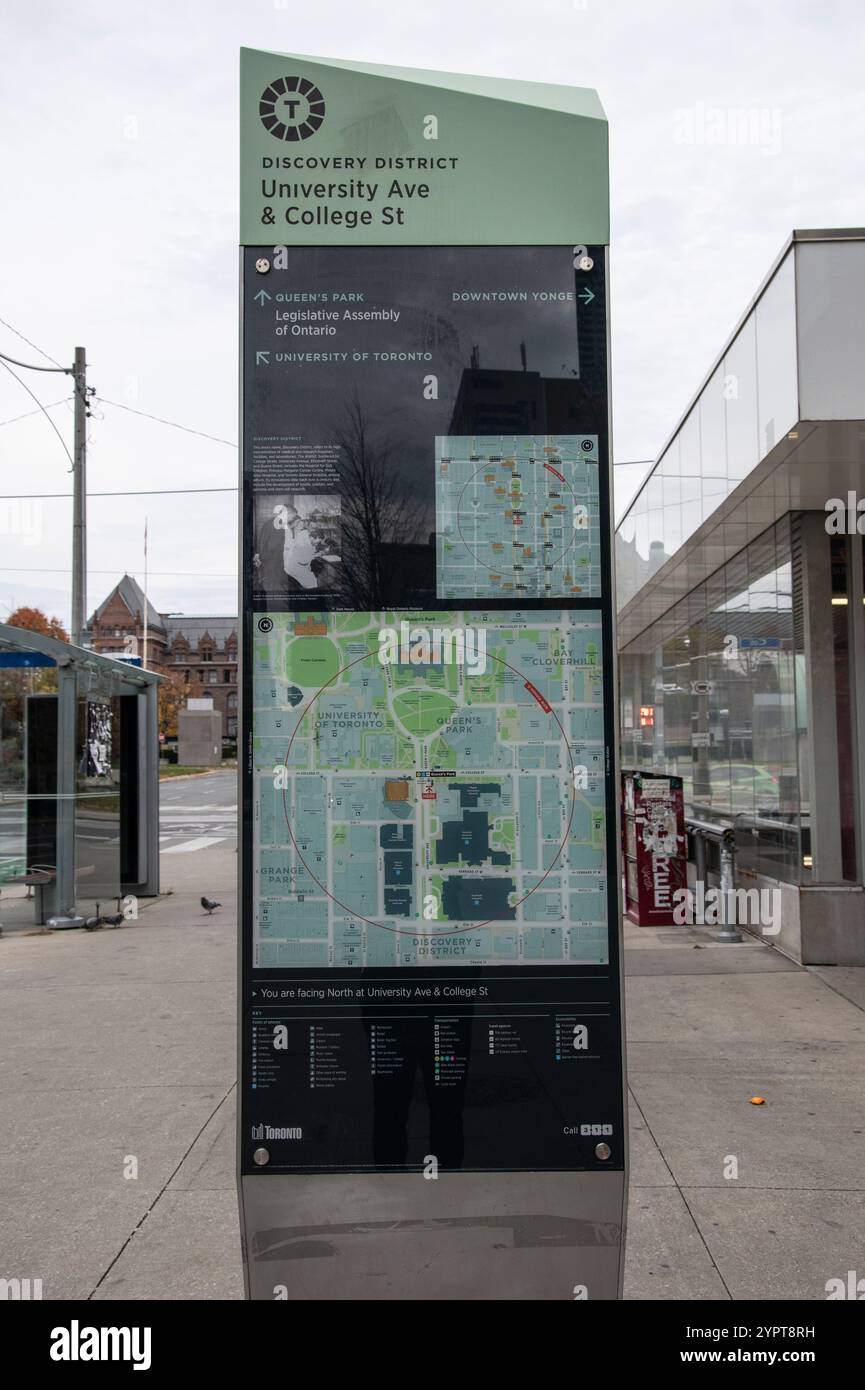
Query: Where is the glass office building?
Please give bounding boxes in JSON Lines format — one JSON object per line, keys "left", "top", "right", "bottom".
{"left": 616, "top": 230, "right": 865, "bottom": 964}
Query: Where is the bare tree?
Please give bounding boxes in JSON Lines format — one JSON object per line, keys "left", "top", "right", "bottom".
{"left": 330, "top": 391, "right": 426, "bottom": 609}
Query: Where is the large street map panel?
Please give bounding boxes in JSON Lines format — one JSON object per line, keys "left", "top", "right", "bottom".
{"left": 251, "top": 610, "right": 608, "bottom": 969}
{"left": 435, "top": 434, "right": 602, "bottom": 600}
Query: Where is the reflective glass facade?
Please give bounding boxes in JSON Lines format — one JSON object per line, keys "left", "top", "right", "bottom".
{"left": 620, "top": 518, "right": 808, "bottom": 883}
{"left": 615, "top": 231, "right": 865, "bottom": 963}
{"left": 616, "top": 248, "right": 798, "bottom": 612}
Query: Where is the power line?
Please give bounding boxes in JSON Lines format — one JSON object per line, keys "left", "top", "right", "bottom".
{"left": 0, "top": 316, "right": 63, "bottom": 368}
{"left": 97, "top": 397, "right": 237, "bottom": 448}
{"left": 0, "top": 329, "right": 236, "bottom": 452}
{"left": 0, "top": 472, "right": 650, "bottom": 497}
{"left": 0, "top": 487, "right": 236, "bottom": 499}
{"left": 0, "top": 313, "right": 651, "bottom": 464}
{"left": 0, "top": 360, "right": 75, "bottom": 471}
{"left": 0, "top": 321, "right": 235, "bottom": 446}
{"left": 0, "top": 567, "right": 237, "bottom": 578}
{"left": 0, "top": 347, "right": 70, "bottom": 374}
{"left": 4, "top": 354, "right": 651, "bottom": 470}
{"left": 0, "top": 398, "right": 72, "bottom": 428}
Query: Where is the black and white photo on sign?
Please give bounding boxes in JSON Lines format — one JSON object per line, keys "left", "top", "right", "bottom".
{"left": 84, "top": 701, "right": 113, "bottom": 780}
{"left": 252, "top": 494, "right": 341, "bottom": 594}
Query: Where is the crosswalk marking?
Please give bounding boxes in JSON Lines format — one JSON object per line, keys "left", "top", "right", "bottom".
{"left": 163, "top": 836, "right": 228, "bottom": 855}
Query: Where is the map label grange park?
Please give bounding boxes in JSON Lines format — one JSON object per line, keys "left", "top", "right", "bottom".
{"left": 252, "top": 611, "right": 608, "bottom": 969}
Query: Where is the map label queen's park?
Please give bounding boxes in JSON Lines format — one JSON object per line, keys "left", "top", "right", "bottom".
{"left": 252, "top": 610, "right": 607, "bottom": 968}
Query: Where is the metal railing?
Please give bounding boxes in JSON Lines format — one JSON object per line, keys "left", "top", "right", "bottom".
{"left": 684, "top": 816, "right": 742, "bottom": 942}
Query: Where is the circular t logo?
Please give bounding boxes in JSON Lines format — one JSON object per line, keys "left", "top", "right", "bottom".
{"left": 260, "top": 77, "right": 325, "bottom": 142}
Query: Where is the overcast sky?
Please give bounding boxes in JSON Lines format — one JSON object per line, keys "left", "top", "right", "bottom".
{"left": 1, "top": 0, "right": 864, "bottom": 628}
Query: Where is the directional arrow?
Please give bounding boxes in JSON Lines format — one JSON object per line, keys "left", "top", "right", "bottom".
{"left": 578, "top": 288, "right": 595, "bottom": 306}
{"left": 256, "top": 350, "right": 270, "bottom": 366}
{"left": 254, "top": 289, "right": 271, "bottom": 307}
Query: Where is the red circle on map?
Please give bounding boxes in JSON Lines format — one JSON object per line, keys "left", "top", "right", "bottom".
{"left": 453, "top": 458, "right": 581, "bottom": 582}
{"left": 279, "top": 638, "right": 583, "bottom": 938}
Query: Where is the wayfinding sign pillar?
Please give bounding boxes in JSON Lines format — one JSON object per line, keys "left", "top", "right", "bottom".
{"left": 238, "top": 47, "right": 627, "bottom": 1300}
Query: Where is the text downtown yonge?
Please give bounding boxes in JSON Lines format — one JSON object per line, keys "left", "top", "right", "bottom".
{"left": 277, "top": 289, "right": 573, "bottom": 325}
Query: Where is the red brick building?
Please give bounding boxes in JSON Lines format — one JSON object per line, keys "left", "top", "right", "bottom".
{"left": 86, "top": 575, "right": 238, "bottom": 739}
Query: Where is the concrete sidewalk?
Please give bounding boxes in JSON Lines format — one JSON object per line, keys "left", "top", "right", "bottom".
{"left": 0, "top": 842, "right": 240, "bottom": 1301}
{"left": 1, "top": 846, "right": 864, "bottom": 1300}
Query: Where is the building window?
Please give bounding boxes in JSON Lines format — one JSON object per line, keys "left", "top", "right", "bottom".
{"left": 228, "top": 693, "right": 237, "bottom": 709}
{"left": 619, "top": 516, "right": 808, "bottom": 885}
{"left": 223, "top": 669, "right": 231, "bottom": 682}
{"left": 208, "top": 670, "right": 218, "bottom": 684}
{"left": 831, "top": 535, "right": 857, "bottom": 881}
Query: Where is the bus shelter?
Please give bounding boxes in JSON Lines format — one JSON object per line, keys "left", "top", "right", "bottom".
{"left": 0, "top": 623, "right": 161, "bottom": 928}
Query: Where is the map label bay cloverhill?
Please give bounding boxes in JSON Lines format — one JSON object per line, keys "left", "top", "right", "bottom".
{"left": 238, "top": 48, "right": 627, "bottom": 1301}
{"left": 252, "top": 609, "right": 607, "bottom": 969}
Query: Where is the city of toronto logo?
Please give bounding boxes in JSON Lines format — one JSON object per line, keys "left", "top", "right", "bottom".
{"left": 260, "top": 77, "right": 325, "bottom": 141}
{"left": 251, "top": 1123, "right": 302, "bottom": 1140}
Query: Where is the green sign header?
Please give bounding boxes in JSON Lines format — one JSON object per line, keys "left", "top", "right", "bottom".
{"left": 240, "top": 48, "right": 609, "bottom": 246}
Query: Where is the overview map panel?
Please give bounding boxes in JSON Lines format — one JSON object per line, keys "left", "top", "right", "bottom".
{"left": 251, "top": 609, "right": 607, "bottom": 970}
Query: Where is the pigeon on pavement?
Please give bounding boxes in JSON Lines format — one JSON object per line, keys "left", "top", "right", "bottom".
{"left": 201, "top": 896, "right": 222, "bottom": 914}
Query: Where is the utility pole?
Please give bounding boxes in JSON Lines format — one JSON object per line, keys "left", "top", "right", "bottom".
{"left": 143, "top": 517, "right": 148, "bottom": 669}
{"left": 0, "top": 343, "right": 91, "bottom": 643}
{"left": 71, "top": 346, "right": 87, "bottom": 647}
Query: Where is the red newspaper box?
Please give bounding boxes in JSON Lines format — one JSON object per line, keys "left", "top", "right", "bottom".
{"left": 622, "top": 771, "right": 686, "bottom": 927}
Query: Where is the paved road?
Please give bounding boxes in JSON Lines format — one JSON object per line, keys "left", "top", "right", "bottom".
{"left": 160, "top": 769, "right": 237, "bottom": 855}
